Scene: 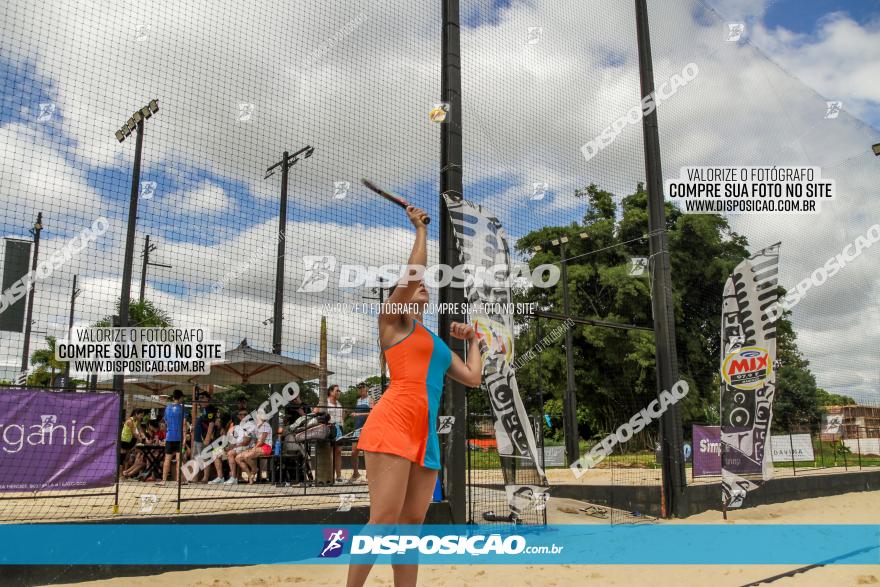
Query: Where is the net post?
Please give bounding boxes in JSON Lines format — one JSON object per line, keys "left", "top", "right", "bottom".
{"left": 634, "top": 0, "right": 685, "bottom": 519}
{"left": 113, "top": 388, "right": 123, "bottom": 515}
{"left": 440, "top": 0, "right": 466, "bottom": 525}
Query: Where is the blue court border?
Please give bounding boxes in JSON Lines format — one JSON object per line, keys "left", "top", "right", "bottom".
{"left": 0, "top": 524, "right": 877, "bottom": 565}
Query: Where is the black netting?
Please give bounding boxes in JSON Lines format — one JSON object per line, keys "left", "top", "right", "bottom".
{"left": 0, "top": 0, "right": 877, "bottom": 526}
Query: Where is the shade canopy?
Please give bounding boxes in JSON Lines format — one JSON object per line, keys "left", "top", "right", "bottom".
{"left": 97, "top": 377, "right": 185, "bottom": 394}
{"left": 166, "top": 339, "right": 324, "bottom": 386}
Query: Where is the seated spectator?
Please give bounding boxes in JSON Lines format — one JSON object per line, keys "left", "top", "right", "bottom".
{"left": 123, "top": 421, "right": 161, "bottom": 480}
{"left": 236, "top": 411, "right": 273, "bottom": 484}
{"left": 222, "top": 410, "right": 254, "bottom": 485}
{"left": 156, "top": 420, "right": 167, "bottom": 443}
{"left": 119, "top": 408, "right": 143, "bottom": 473}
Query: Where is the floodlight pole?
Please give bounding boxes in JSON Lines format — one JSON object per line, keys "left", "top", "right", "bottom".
{"left": 19, "top": 212, "right": 43, "bottom": 379}
{"left": 440, "top": 0, "right": 467, "bottom": 524}
{"left": 635, "top": 0, "right": 686, "bottom": 518}
{"left": 114, "top": 117, "right": 145, "bottom": 395}
{"left": 272, "top": 152, "right": 289, "bottom": 357}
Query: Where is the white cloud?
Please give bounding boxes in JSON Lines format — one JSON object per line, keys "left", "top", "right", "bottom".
{"left": 164, "top": 180, "right": 231, "bottom": 215}
{"left": 749, "top": 12, "right": 880, "bottom": 124}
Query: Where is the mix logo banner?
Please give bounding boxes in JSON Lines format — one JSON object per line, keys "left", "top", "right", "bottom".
{"left": 442, "top": 195, "right": 546, "bottom": 488}
{"left": 720, "top": 244, "right": 780, "bottom": 508}
{"left": 0, "top": 389, "right": 119, "bottom": 491}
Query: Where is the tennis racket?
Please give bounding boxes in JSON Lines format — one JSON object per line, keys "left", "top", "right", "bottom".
{"left": 361, "top": 178, "right": 430, "bottom": 225}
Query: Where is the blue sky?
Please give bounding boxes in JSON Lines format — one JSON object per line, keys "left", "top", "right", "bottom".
{"left": 763, "top": 0, "right": 880, "bottom": 34}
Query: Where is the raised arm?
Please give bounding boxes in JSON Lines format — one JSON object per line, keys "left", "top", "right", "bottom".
{"left": 383, "top": 205, "right": 428, "bottom": 310}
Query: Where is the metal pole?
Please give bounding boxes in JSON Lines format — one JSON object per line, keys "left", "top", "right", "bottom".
{"left": 268, "top": 153, "right": 289, "bottom": 440}
{"left": 139, "top": 235, "right": 150, "bottom": 303}
{"left": 634, "top": 0, "right": 685, "bottom": 518}
{"left": 535, "top": 316, "right": 548, "bottom": 526}
{"left": 536, "top": 316, "right": 545, "bottom": 419}
{"left": 113, "top": 388, "right": 124, "bottom": 514}
{"left": 379, "top": 282, "right": 387, "bottom": 392}
{"left": 272, "top": 153, "right": 288, "bottom": 357}
{"left": 114, "top": 119, "right": 144, "bottom": 395}
{"left": 63, "top": 275, "right": 78, "bottom": 385}
{"left": 176, "top": 430, "right": 183, "bottom": 513}
{"left": 20, "top": 212, "right": 43, "bottom": 378}
{"left": 788, "top": 426, "right": 797, "bottom": 476}
{"left": 440, "top": 0, "right": 466, "bottom": 525}
{"left": 558, "top": 241, "right": 580, "bottom": 466}
{"left": 856, "top": 428, "right": 862, "bottom": 470}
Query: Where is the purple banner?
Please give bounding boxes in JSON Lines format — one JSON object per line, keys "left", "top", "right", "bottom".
{"left": 693, "top": 425, "right": 721, "bottom": 477}
{"left": 0, "top": 388, "right": 119, "bottom": 492}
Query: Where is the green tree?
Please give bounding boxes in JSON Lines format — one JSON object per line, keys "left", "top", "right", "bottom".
{"left": 773, "top": 366, "right": 823, "bottom": 430}
{"left": 512, "top": 183, "right": 824, "bottom": 445}
{"left": 815, "top": 387, "right": 856, "bottom": 406}
{"left": 29, "top": 336, "right": 65, "bottom": 387}
{"left": 771, "top": 302, "right": 848, "bottom": 427}
{"left": 94, "top": 298, "right": 172, "bottom": 328}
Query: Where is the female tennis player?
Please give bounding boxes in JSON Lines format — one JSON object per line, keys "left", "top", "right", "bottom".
{"left": 346, "top": 203, "right": 482, "bottom": 587}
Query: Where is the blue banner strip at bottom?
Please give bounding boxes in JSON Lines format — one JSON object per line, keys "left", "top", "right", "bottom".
{"left": 0, "top": 524, "right": 877, "bottom": 565}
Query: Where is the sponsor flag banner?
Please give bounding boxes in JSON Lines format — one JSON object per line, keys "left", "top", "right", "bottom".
{"left": 692, "top": 425, "right": 721, "bottom": 477}
{"left": 0, "top": 239, "right": 33, "bottom": 332}
{"left": 720, "top": 244, "right": 780, "bottom": 508}
{"left": 0, "top": 388, "right": 119, "bottom": 492}
{"left": 442, "top": 195, "right": 546, "bottom": 491}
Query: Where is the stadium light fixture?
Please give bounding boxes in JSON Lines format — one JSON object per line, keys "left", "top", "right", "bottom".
{"left": 533, "top": 245, "right": 542, "bottom": 253}
{"left": 873, "top": 143, "right": 880, "bottom": 156}
{"left": 560, "top": 236, "right": 569, "bottom": 244}
{"left": 115, "top": 99, "right": 159, "bottom": 143}
{"left": 579, "top": 232, "right": 589, "bottom": 239}
{"left": 550, "top": 238, "right": 559, "bottom": 246}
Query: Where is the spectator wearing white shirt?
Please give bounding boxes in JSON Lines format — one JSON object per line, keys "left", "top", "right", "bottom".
{"left": 236, "top": 411, "right": 272, "bottom": 484}
{"left": 325, "top": 384, "right": 346, "bottom": 483}
{"left": 222, "top": 410, "right": 254, "bottom": 485}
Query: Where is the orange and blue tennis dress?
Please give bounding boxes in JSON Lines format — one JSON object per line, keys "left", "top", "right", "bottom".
{"left": 357, "top": 319, "right": 452, "bottom": 470}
